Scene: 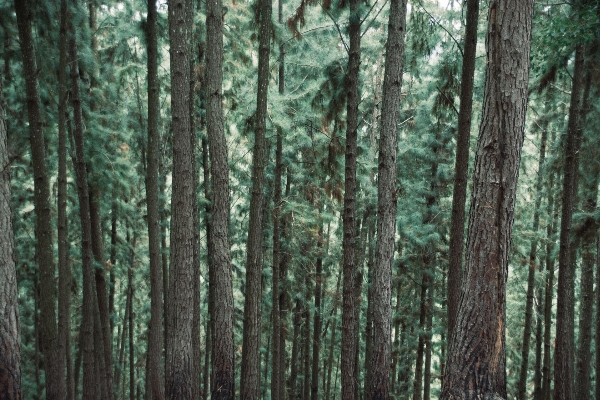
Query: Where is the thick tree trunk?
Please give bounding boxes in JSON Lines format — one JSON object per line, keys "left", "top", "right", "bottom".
{"left": 517, "top": 120, "right": 548, "bottom": 400}
{"left": 341, "top": 0, "right": 361, "bottom": 397}
{"left": 447, "top": 0, "right": 479, "bottom": 339}
{"left": 68, "top": 12, "right": 101, "bottom": 398}
{"left": 206, "top": 0, "right": 235, "bottom": 395}
{"left": 440, "top": 0, "right": 534, "bottom": 397}
{"left": 369, "top": 0, "right": 407, "bottom": 398}
{"left": 166, "top": 0, "right": 196, "bottom": 397}
{"left": 14, "top": 2, "right": 64, "bottom": 398}
{"left": 554, "top": 41, "right": 585, "bottom": 400}
{"left": 0, "top": 67, "right": 22, "bottom": 400}
{"left": 240, "top": 0, "right": 271, "bottom": 396}
{"left": 146, "top": 1, "right": 165, "bottom": 398}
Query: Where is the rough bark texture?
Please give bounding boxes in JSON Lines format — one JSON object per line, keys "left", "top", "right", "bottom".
{"left": 146, "top": 1, "right": 165, "bottom": 398}
{"left": 341, "top": 0, "right": 361, "bottom": 397}
{"left": 69, "top": 22, "right": 100, "bottom": 399}
{"left": 369, "top": 1, "right": 407, "bottom": 398}
{"left": 553, "top": 42, "right": 585, "bottom": 400}
{"left": 440, "top": 0, "right": 533, "bottom": 397}
{"left": 240, "top": 0, "right": 271, "bottom": 396}
{"left": 166, "top": 0, "right": 195, "bottom": 397}
{"left": 14, "top": 2, "right": 64, "bottom": 398}
{"left": 0, "top": 70, "right": 22, "bottom": 400}
{"left": 517, "top": 121, "right": 547, "bottom": 400}
{"left": 206, "top": 0, "right": 235, "bottom": 395}
{"left": 447, "top": 0, "right": 479, "bottom": 339}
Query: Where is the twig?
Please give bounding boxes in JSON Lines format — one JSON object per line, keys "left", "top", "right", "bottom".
{"left": 420, "top": 4, "right": 464, "bottom": 57}
{"left": 435, "top": 86, "right": 459, "bottom": 116}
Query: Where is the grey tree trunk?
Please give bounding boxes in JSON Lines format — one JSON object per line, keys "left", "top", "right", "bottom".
{"left": 14, "top": 2, "right": 64, "bottom": 398}
{"left": 369, "top": 0, "right": 407, "bottom": 398}
{"left": 0, "top": 66, "right": 22, "bottom": 400}
{"left": 440, "top": 0, "right": 534, "bottom": 397}
{"left": 206, "top": 0, "right": 235, "bottom": 395}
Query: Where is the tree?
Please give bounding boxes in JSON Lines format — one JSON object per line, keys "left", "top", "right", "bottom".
{"left": 14, "top": 1, "right": 64, "bottom": 397}
{"left": 145, "top": 0, "right": 165, "bottom": 398}
{"left": 206, "top": 0, "right": 235, "bottom": 396}
{"left": 0, "top": 71, "right": 22, "bottom": 400}
{"left": 369, "top": 0, "right": 408, "bottom": 398}
{"left": 440, "top": 0, "right": 534, "bottom": 396}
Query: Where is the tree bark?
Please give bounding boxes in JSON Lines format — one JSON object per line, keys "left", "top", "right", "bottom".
{"left": 14, "top": 1, "right": 64, "bottom": 398}
{"left": 166, "top": 0, "right": 196, "bottom": 397}
{"left": 447, "top": 0, "right": 480, "bottom": 340}
{"left": 341, "top": 0, "right": 361, "bottom": 397}
{"left": 517, "top": 119, "right": 548, "bottom": 400}
{"left": 241, "top": 0, "right": 271, "bottom": 396}
{"left": 369, "top": 0, "right": 407, "bottom": 398}
{"left": 311, "top": 237, "right": 324, "bottom": 400}
{"left": 146, "top": 1, "right": 165, "bottom": 398}
{"left": 206, "top": 0, "right": 235, "bottom": 395}
{"left": 440, "top": 0, "right": 534, "bottom": 397}
{"left": 0, "top": 65, "right": 22, "bottom": 400}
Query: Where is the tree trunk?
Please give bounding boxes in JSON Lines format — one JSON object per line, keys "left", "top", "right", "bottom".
{"left": 128, "top": 232, "right": 136, "bottom": 400}
{"left": 369, "top": 0, "right": 407, "bottom": 398}
{"left": 290, "top": 298, "right": 302, "bottom": 400}
{"left": 423, "top": 280, "right": 433, "bottom": 400}
{"left": 311, "top": 241, "right": 324, "bottom": 400}
{"left": 0, "top": 64, "right": 22, "bottom": 400}
{"left": 206, "top": 0, "right": 235, "bottom": 395}
{"left": 302, "top": 299, "right": 311, "bottom": 400}
{"left": 413, "top": 274, "right": 428, "bottom": 400}
{"left": 68, "top": 10, "right": 101, "bottom": 398}
{"left": 241, "top": 0, "right": 271, "bottom": 396}
{"left": 447, "top": 0, "right": 480, "bottom": 339}
{"left": 144, "top": 1, "right": 165, "bottom": 398}
{"left": 440, "top": 0, "right": 534, "bottom": 397}
{"left": 341, "top": 0, "right": 361, "bottom": 397}
{"left": 14, "top": 1, "right": 63, "bottom": 398}
{"left": 554, "top": 41, "right": 585, "bottom": 400}
{"left": 532, "top": 285, "right": 543, "bottom": 400}
{"left": 517, "top": 120, "right": 548, "bottom": 400}
{"left": 166, "top": 0, "right": 196, "bottom": 397}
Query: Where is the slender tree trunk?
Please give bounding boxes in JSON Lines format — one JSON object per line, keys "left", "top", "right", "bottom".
{"left": 15, "top": 1, "right": 64, "bottom": 397}
{"left": 554, "top": 41, "right": 586, "bottom": 400}
{"left": 302, "top": 300, "right": 311, "bottom": 400}
{"left": 596, "top": 235, "right": 600, "bottom": 400}
{"left": 241, "top": 0, "right": 271, "bottom": 396}
{"left": 311, "top": 242, "right": 324, "bottom": 400}
{"left": 413, "top": 274, "right": 428, "bottom": 400}
{"left": 280, "top": 173, "right": 292, "bottom": 400}
{"left": 370, "top": 0, "right": 407, "bottom": 398}
{"left": 128, "top": 232, "right": 136, "bottom": 400}
{"left": 341, "top": 0, "right": 361, "bottom": 397}
{"left": 145, "top": 1, "right": 165, "bottom": 398}
{"left": 0, "top": 66, "right": 22, "bottom": 400}
{"left": 390, "top": 276, "right": 402, "bottom": 394}
{"left": 206, "top": 0, "right": 235, "bottom": 395}
{"left": 441, "top": 0, "right": 534, "bottom": 397}
{"left": 68, "top": 9, "right": 101, "bottom": 397}
{"left": 57, "top": 1, "right": 74, "bottom": 399}
{"left": 325, "top": 273, "right": 341, "bottom": 400}
{"left": 116, "top": 288, "right": 131, "bottom": 398}
{"left": 290, "top": 298, "right": 302, "bottom": 400}
{"left": 447, "top": 0, "right": 480, "bottom": 339}
{"left": 166, "top": 0, "right": 196, "bottom": 397}
{"left": 423, "top": 280, "right": 433, "bottom": 400}
{"left": 517, "top": 121, "right": 548, "bottom": 400}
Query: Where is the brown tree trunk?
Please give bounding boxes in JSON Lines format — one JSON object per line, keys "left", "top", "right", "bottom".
{"left": 447, "top": 0, "right": 480, "bottom": 340}
{"left": 146, "top": 1, "right": 165, "bottom": 398}
{"left": 554, "top": 41, "right": 586, "bottom": 400}
{"left": 369, "top": 0, "right": 407, "bottom": 398}
{"left": 302, "top": 298, "right": 311, "bottom": 400}
{"left": 440, "top": 0, "right": 534, "bottom": 397}
{"left": 166, "top": 0, "right": 196, "bottom": 397}
{"left": 289, "top": 298, "right": 302, "bottom": 400}
{"left": 15, "top": 1, "right": 64, "bottom": 398}
{"left": 206, "top": 0, "right": 235, "bottom": 395}
{"left": 517, "top": 120, "right": 548, "bottom": 400}
{"left": 341, "top": 0, "right": 361, "bottom": 397}
{"left": 311, "top": 240, "right": 324, "bottom": 400}
{"left": 68, "top": 9, "right": 101, "bottom": 398}
{"left": 241, "top": 0, "right": 271, "bottom": 396}
{"left": 0, "top": 66, "right": 22, "bottom": 400}
{"left": 413, "top": 274, "right": 428, "bottom": 400}
{"left": 128, "top": 232, "right": 136, "bottom": 400}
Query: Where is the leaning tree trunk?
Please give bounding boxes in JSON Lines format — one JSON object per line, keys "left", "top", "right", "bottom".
{"left": 14, "top": 2, "right": 64, "bottom": 398}
{"left": 206, "top": 0, "right": 235, "bottom": 396}
{"left": 166, "top": 0, "right": 196, "bottom": 397}
{"left": 145, "top": 0, "right": 165, "bottom": 398}
{"left": 369, "top": 0, "right": 407, "bottom": 398}
{"left": 447, "top": 0, "right": 480, "bottom": 339}
{"left": 240, "top": 0, "right": 271, "bottom": 396}
{"left": 0, "top": 67, "right": 22, "bottom": 400}
{"left": 440, "top": 0, "right": 534, "bottom": 397}
{"left": 341, "top": 0, "right": 361, "bottom": 397}
{"left": 517, "top": 119, "right": 548, "bottom": 400}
